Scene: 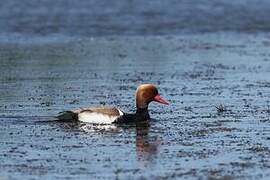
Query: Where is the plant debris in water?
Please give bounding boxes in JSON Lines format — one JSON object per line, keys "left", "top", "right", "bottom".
{"left": 1, "top": 33, "right": 270, "bottom": 179}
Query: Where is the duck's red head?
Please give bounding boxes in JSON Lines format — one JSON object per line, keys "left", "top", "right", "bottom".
{"left": 136, "top": 84, "right": 169, "bottom": 109}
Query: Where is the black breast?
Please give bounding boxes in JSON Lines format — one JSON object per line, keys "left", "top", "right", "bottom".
{"left": 113, "top": 110, "right": 150, "bottom": 124}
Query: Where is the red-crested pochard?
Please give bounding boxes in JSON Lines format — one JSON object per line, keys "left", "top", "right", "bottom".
{"left": 57, "top": 84, "right": 169, "bottom": 124}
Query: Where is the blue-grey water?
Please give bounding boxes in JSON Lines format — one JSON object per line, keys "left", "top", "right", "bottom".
{"left": 1, "top": 1, "right": 270, "bottom": 180}
{"left": 1, "top": 0, "right": 270, "bottom": 36}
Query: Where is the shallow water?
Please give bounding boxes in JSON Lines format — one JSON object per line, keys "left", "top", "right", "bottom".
{"left": 1, "top": 0, "right": 270, "bottom": 36}
{"left": 1, "top": 33, "right": 270, "bottom": 179}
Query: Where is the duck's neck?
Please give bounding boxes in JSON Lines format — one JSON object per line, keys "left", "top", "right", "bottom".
{"left": 135, "top": 107, "right": 150, "bottom": 121}
{"left": 136, "top": 107, "right": 148, "bottom": 114}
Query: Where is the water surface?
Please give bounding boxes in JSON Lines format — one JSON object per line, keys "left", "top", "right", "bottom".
{"left": 1, "top": 33, "right": 270, "bottom": 179}
{"left": 1, "top": 0, "right": 270, "bottom": 179}
{"left": 1, "top": 0, "right": 270, "bottom": 36}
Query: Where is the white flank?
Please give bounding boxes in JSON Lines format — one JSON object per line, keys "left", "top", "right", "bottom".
{"left": 78, "top": 111, "right": 119, "bottom": 124}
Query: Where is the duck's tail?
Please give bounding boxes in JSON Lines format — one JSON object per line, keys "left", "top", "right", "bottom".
{"left": 56, "top": 111, "right": 78, "bottom": 121}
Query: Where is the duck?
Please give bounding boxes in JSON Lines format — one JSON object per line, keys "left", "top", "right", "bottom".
{"left": 57, "top": 84, "right": 169, "bottom": 124}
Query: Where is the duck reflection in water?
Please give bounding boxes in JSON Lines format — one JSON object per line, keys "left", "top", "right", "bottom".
{"left": 135, "top": 121, "right": 160, "bottom": 162}
{"left": 49, "top": 118, "right": 161, "bottom": 162}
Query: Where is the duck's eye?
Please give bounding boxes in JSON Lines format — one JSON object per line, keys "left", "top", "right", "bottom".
{"left": 141, "top": 92, "right": 147, "bottom": 99}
